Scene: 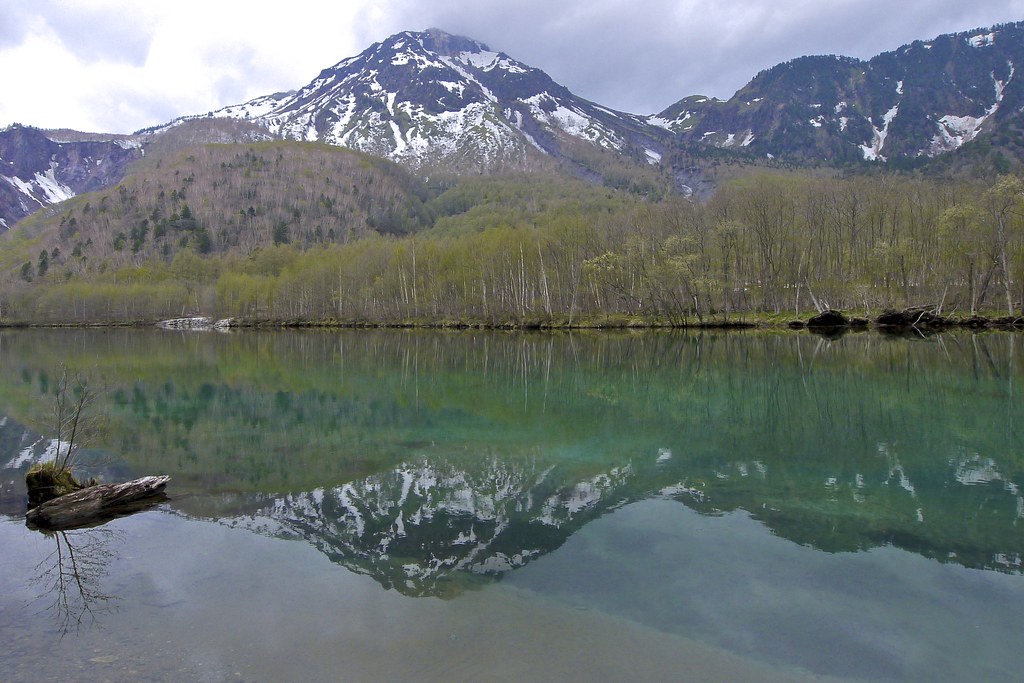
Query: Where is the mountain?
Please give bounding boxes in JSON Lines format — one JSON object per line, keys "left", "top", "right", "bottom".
{"left": 4, "top": 21, "right": 1024, "bottom": 235}
{"left": 657, "top": 22, "right": 1024, "bottom": 165}
{"left": 0, "top": 29, "right": 673, "bottom": 233}
{"left": 201, "top": 22, "right": 1024, "bottom": 170}
{"left": 185, "top": 28, "right": 669, "bottom": 172}
{"left": 0, "top": 125, "right": 142, "bottom": 231}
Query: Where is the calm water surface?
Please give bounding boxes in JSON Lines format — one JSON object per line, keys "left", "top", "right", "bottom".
{"left": 0, "top": 329, "right": 1021, "bottom": 682}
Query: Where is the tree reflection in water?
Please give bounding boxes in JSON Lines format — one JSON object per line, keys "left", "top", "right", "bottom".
{"left": 31, "top": 527, "right": 120, "bottom": 636}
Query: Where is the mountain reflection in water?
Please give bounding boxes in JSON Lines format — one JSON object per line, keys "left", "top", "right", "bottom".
{"left": 1, "top": 328, "right": 1022, "bottom": 599}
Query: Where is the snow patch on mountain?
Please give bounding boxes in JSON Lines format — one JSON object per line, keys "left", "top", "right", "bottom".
{"left": 522, "top": 94, "right": 622, "bottom": 148}
{"left": 647, "top": 111, "right": 697, "bottom": 133}
{"left": 453, "top": 49, "right": 527, "bottom": 74}
{"left": 216, "top": 92, "right": 294, "bottom": 123}
{"left": 3, "top": 168, "right": 76, "bottom": 207}
{"left": 934, "top": 113, "right": 987, "bottom": 150}
{"left": 930, "top": 61, "right": 1015, "bottom": 154}
{"left": 437, "top": 56, "right": 499, "bottom": 103}
{"left": 860, "top": 105, "right": 900, "bottom": 161}
{"left": 3, "top": 175, "right": 42, "bottom": 207}
{"left": 33, "top": 167, "right": 76, "bottom": 203}
{"left": 645, "top": 116, "right": 675, "bottom": 131}
{"left": 968, "top": 32, "right": 996, "bottom": 48}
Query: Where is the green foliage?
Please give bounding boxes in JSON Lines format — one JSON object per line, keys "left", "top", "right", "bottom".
{"left": 272, "top": 221, "right": 290, "bottom": 246}
{"left": 2, "top": 136, "right": 1023, "bottom": 326}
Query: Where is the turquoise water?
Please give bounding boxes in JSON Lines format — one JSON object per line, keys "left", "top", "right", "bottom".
{"left": 0, "top": 329, "right": 1021, "bottom": 681}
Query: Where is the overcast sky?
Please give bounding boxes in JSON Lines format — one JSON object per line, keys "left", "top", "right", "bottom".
{"left": 2, "top": 0, "right": 1023, "bottom": 134}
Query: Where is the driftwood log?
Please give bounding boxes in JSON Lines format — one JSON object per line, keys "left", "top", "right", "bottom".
{"left": 26, "top": 475, "right": 170, "bottom": 531}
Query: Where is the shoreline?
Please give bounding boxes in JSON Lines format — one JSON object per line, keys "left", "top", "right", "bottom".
{"left": 1, "top": 309, "right": 1023, "bottom": 333}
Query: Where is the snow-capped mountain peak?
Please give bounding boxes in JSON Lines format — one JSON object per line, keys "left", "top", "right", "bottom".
{"left": 206, "top": 28, "right": 661, "bottom": 169}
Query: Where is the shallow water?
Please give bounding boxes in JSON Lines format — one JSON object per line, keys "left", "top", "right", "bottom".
{"left": 1, "top": 329, "right": 1021, "bottom": 681}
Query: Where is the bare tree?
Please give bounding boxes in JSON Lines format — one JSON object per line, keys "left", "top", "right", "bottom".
{"left": 48, "top": 366, "right": 102, "bottom": 475}
{"left": 26, "top": 366, "right": 104, "bottom": 506}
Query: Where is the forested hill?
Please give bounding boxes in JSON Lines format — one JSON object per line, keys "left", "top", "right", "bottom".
{"left": 22, "top": 142, "right": 438, "bottom": 264}
{"left": 2, "top": 139, "right": 658, "bottom": 272}
{"left": 3, "top": 147, "right": 1021, "bottom": 326}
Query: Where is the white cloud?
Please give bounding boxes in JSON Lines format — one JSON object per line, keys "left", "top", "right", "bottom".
{"left": 0, "top": 0, "right": 368, "bottom": 132}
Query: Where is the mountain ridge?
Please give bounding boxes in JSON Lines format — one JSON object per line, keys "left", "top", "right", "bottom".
{"left": 659, "top": 21, "right": 1024, "bottom": 163}
{"left": 2, "top": 20, "right": 1024, "bottom": 232}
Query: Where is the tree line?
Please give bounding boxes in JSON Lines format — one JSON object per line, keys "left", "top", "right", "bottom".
{"left": 2, "top": 169, "right": 1022, "bottom": 325}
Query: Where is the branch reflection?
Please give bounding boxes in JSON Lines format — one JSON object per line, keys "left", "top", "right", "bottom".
{"left": 31, "top": 527, "right": 121, "bottom": 636}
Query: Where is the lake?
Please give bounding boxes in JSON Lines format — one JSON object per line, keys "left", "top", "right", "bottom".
{"left": 1, "top": 328, "right": 1021, "bottom": 682}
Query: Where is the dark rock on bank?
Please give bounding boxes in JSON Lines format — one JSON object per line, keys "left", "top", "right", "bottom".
{"left": 875, "top": 308, "right": 952, "bottom": 331}
{"left": 991, "top": 316, "right": 1024, "bottom": 329}
{"left": 806, "top": 310, "right": 849, "bottom": 328}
